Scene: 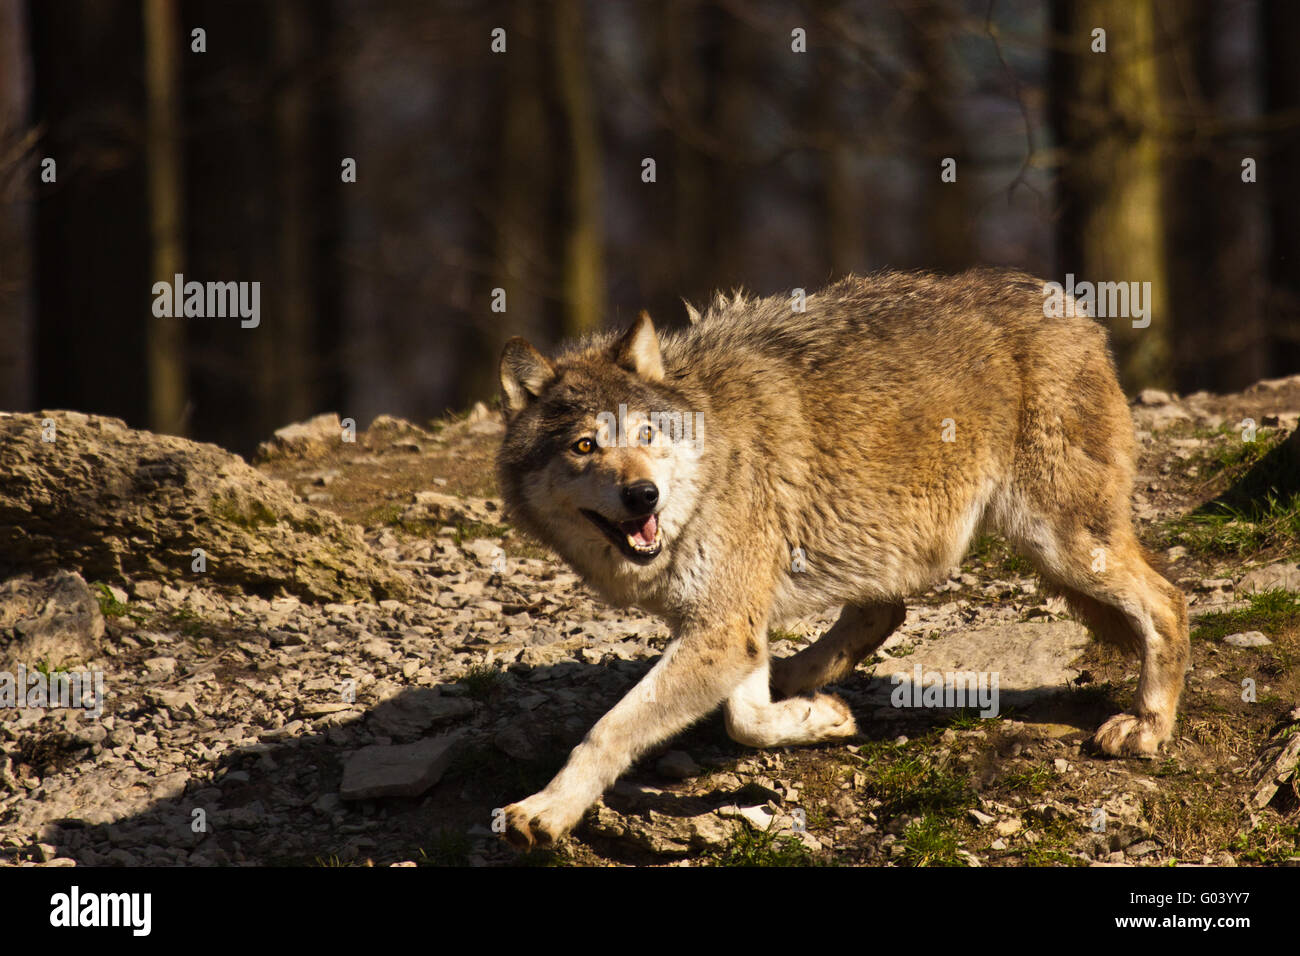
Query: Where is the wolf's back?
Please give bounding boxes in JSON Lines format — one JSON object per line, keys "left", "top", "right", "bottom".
{"left": 658, "top": 269, "right": 1117, "bottom": 436}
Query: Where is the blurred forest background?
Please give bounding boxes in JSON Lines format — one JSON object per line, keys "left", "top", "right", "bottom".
{"left": 0, "top": 0, "right": 1298, "bottom": 456}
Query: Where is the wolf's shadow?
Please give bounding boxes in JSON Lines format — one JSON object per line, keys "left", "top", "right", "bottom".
{"left": 27, "top": 648, "right": 1110, "bottom": 867}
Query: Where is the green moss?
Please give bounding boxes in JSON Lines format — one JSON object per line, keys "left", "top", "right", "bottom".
{"left": 167, "top": 607, "right": 205, "bottom": 638}
{"left": 362, "top": 502, "right": 508, "bottom": 545}
{"left": 1203, "top": 428, "right": 1286, "bottom": 476}
{"left": 768, "top": 628, "right": 804, "bottom": 645}
{"left": 363, "top": 503, "right": 404, "bottom": 526}
{"left": 211, "top": 494, "right": 280, "bottom": 530}
{"left": 286, "top": 514, "right": 326, "bottom": 536}
{"left": 452, "top": 521, "right": 509, "bottom": 545}
{"left": 1018, "top": 817, "right": 1088, "bottom": 867}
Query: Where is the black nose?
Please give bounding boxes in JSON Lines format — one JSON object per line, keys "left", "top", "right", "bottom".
{"left": 621, "top": 479, "right": 659, "bottom": 512}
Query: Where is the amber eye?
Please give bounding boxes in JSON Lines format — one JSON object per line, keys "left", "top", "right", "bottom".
{"left": 637, "top": 424, "right": 653, "bottom": 445}
{"left": 571, "top": 437, "right": 595, "bottom": 455}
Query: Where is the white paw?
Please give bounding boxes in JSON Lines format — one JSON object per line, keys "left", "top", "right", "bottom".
{"left": 1091, "top": 712, "right": 1168, "bottom": 757}
{"left": 500, "top": 791, "right": 586, "bottom": 849}
{"left": 809, "top": 693, "right": 858, "bottom": 740}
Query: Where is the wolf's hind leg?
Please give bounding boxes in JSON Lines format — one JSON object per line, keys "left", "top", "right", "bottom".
{"left": 726, "top": 662, "right": 857, "bottom": 747}
{"left": 1011, "top": 524, "right": 1189, "bottom": 757}
{"left": 770, "top": 601, "right": 905, "bottom": 699}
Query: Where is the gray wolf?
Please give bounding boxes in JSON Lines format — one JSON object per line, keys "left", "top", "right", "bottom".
{"left": 495, "top": 269, "right": 1189, "bottom": 848}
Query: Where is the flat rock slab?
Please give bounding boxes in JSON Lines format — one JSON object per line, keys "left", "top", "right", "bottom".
{"left": 1224, "top": 631, "right": 1272, "bottom": 647}
{"left": 340, "top": 733, "right": 464, "bottom": 800}
{"left": 367, "top": 689, "right": 475, "bottom": 737}
{"left": 866, "top": 620, "right": 1092, "bottom": 711}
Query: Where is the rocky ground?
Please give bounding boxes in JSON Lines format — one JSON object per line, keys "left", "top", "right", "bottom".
{"left": 1, "top": 379, "right": 1298, "bottom": 867}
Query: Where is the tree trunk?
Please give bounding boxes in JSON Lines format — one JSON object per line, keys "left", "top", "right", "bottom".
{"left": 31, "top": 0, "right": 150, "bottom": 428}
{"left": 478, "top": 0, "right": 554, "bottom": 400}
{"left": 269, "top": 0, "right": 315, "bottom": 425}
{"left": 905, "top": 0, "right": 973, "bottom": 273}
{"left": 1051, "top": 0, "right": 1173, "bottom": 391}
{"left": 1263, "top": 0, "right": 1300, "bottom": 376}
{"left": 553, "top": 0, "right": 605, "bottom": 337}
{"left": 816, "top": 3, "right": 869, "bottom": 278}
{"left": 143, "top": 0, "right": 188, "bottom": 434}
{"left": 0, "top": 0, "right": 34, "bottom": 410}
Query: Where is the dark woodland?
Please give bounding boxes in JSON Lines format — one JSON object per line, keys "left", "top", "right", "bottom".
{"left": 0, "top": 0, "right": 1297, "bottom": 455}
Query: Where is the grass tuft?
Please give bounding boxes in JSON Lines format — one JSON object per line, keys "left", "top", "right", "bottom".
{"left": 461, "top": 662, "right": 503, "bottom": 700}
{"left": 1192, "top": 588, "right": 1300, "bottom": 642}
{"left": 93, "top": 581, "right": 128, "bottom": 618}
{"left": 862, "top": 751, "right": 975, "bottom": 818}
{"left": 711, "top": 825, "right": 815, "bottom": 867}
{"left": 899, "top": 815, "right": 967, "bottom": 867}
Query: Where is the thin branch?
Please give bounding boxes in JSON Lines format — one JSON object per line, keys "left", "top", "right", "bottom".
{"left": 983, "top": 0, "right": 1043, "bottom": 210}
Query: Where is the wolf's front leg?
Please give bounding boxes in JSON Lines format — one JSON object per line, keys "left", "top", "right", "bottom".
{"left": 500, "top": 615, "right": 761, "bottom": 848}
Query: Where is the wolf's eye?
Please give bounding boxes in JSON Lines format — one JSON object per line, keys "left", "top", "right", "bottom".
{"left": 637, "top": 424, "right": 653, "bottom": 445}
{"left": 571, "top": 437, "right": 595, "bottom": 455}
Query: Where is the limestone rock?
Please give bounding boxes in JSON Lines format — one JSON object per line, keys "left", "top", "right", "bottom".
{"left": 339, "top": 733, "right": 464, "bottom": 800}
{"left": 1130, "top": 390, "right": 1192, "bottom": 429}
{"left": 0, "top": 411, "right": 409, "bottom": 603}
{"left": 401, "top": 491, "right": 503, "bottom": 529}
{"left": 0, "top": 571, "right": 104, "bottom": 671}
{"left": 255, "top": 412, "right": 345, "bottom": 460}
{"left": 586, "top": 804, "right": 736, "bottom": 856}
{"left": 1223, "top": 631, "right": 1272, "bottom": 648}
{"left": 367, "top": 689, "right": 475, "bottom": 737}
{"left": 1249, "top": 722, "right": 1300, "bottom": 810}
{"left": 655, "top": 750, "right": 702, "bottom": 779}
{"left": 870, "top": 621, "right": 1091, "bottom": 709}
{"left": 1238, "top": 560, "right": 1300, "bottom": 594}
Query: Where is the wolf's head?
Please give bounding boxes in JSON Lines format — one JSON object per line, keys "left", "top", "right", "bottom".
{"left": 496, "top": 313, "right": 705, "bottom": 603}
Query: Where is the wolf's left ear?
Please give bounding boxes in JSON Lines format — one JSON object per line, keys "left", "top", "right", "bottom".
{"left": 500, "top": 337, "right": 557, "bottom": 415}
{"left": 610, "top": 310, "right": 664, "bottom": 382}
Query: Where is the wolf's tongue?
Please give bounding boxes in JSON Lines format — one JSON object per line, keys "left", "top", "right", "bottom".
{"left": 621, "top": 513, "right": 658, "bottom": 545}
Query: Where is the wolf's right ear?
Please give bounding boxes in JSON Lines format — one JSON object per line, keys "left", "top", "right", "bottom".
{"left": 499, "top": 338, "right": 557, "bottom": 415}
{"left": 610, "top": 310, "right": 664, "bottom": 382}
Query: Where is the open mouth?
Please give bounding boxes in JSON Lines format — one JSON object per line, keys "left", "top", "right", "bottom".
{"left": 580, "top": 509, "right": 662, "bottom": 564}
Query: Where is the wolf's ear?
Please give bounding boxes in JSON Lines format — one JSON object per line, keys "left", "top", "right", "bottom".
{"left": 610, "top": 311, "right": 664, "bottom": 382}
{"left": 500, "top": 338, "right": 557, "bottom": 415}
